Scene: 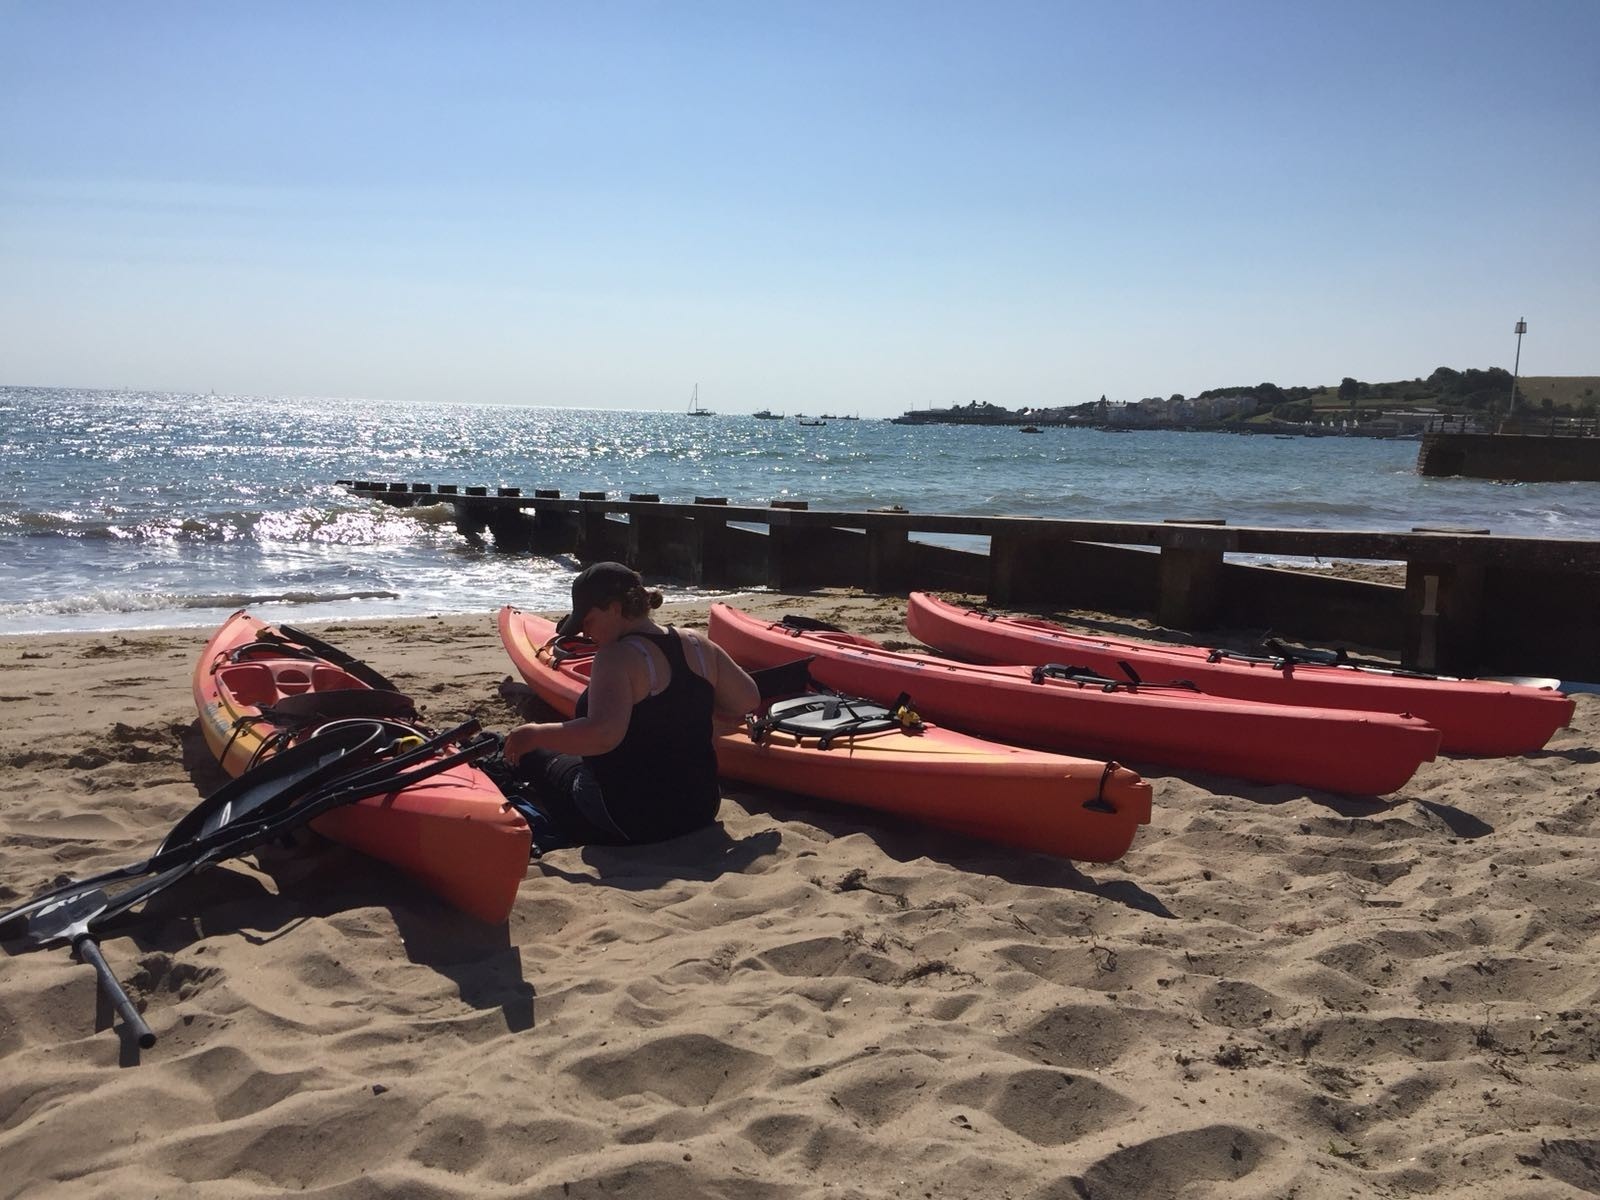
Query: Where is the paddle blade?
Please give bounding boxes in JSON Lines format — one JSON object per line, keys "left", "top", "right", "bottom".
{"left": 158, "top": 721, "right": 387, "bottom": 854}
{"left": 19, "top": 861, "right": 199, "bottom": 949}
{"left": 22, "top": 887, "right": 108, "bottom": 948}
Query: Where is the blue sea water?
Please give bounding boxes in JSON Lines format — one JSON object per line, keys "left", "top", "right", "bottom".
{"left": 2, "top": 385, "right": 1595, "bottom": 636}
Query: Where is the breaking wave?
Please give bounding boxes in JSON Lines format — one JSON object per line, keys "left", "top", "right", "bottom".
{"left": 0, "top": 502, "right": 460, "bottom": 546}
{"left": 0, "top": 588, "right": 402, "bottom": 619}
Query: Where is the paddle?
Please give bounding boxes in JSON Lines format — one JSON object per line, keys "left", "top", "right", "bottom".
{"left": 2, "top": 720, "right": 498, "bottom": 1053}
{"left": 0, "top": 722, "right": 387, "bottom": 937}
{"left": 20, "top": 869, "right": 196, "bottom": 1050}
{"left": 275, "top": 623, "right": 403, "bottom": 692}
{"left": 216, "top": 622, "right": 403, "bottom": 693}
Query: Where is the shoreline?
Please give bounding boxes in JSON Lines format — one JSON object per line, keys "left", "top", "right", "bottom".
{"left": 2, "top": 595, "right": 1595, "bottom": 1196}
{"left": 0, "top": 557, "right": 1411, "bottom": 641}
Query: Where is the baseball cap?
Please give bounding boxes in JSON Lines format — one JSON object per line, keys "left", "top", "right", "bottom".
{"left": 556, "top": 562, "right": 641, "bottom": 637}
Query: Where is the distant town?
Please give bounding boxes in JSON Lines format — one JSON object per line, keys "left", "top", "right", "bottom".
{"left": 890, "top": 368, "right": 1599, "bottom": 438}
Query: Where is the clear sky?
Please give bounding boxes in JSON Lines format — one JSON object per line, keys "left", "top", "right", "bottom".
{"left": 2, "top": 1, "right": 1595, "bottom": 414}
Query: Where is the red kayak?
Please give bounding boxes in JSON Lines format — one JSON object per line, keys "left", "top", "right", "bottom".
{"left": 710, "top": 604, "right": 1443, "bottom": 796}
{"left": 500, "top": 607, "right": 1152, "bottom": 864}
{"left": 195, "top": 611, "right": 530, "bottom": 923}
{"left": 906, "top": 591, "right": 1574, "bottom": 757}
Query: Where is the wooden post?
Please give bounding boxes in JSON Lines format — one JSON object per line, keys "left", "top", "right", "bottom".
{"left": 529, "top": 490, "right": 574, "bottom": 554}
{"left": 452, "top": 500, "right": 488, "bottom": 540}
{"left": 866, "top": 527, "right": 912, "bottom": 593}
{"left": 627, "top": 495, "right": 665, "bottom": 573}
{"left": 767, "top": 501, "right": 823, "bottom": 590}
{"left": 487, "top": 505, "right": 535, "bottom": 552}
{"left": 689, "top": 497, "right": 731, "bottom": 586}
{"left": 989, "top": 530, "right": 1054, "bottom": 605}
{"left": 1404, "top": 561, "right": 1485, "bottom": 675}
{"left": 575, "top": 492, "right": 610, "bottom": 563}
{"left": 1154, "top": 519, "right": 1227, "bottom": 629}
{"left": 1157, "top": 546, "right": 1224, "bottom": 629}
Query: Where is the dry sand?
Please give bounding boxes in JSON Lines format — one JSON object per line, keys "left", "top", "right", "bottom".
{"left": 1, "top": 592, "right": 1597, "bottom": 1199}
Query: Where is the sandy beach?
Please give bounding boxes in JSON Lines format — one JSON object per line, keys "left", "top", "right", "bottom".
{"left": 2, "top": 591, "right": 1597, "bottom": 1199}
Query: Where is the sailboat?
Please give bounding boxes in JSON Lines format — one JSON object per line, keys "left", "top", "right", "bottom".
{"left": 687, "top": 383, "right": 712, "bottom": 416}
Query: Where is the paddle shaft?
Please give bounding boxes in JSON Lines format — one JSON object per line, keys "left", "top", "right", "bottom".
{"left": 74, "top": 934, "right": 156, "bottom": 1049}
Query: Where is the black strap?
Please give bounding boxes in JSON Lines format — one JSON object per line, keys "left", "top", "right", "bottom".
{"left": 545, "top": 634, "right": 597, "bottom": 665}
{"left": 779, "top": 614, "right": 847, "bottom": 634}
{"left": 1083, "top": 761, "right": 1120, "bottom": 812}
{"left": 1029, "top": 662, "right": 1198, "bottom": 693}
{"left": 1206, "top": 642, "right": 1441, "bottom": 680}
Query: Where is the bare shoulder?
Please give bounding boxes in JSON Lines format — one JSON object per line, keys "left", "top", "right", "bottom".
{"left": 592, "top": 639, "right": 646, "bottom": 674}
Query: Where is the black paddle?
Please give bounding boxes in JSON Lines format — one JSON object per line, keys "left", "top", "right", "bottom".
{"left": 0, "top": 722, "right": 388, "bottom": 937}
{"left": 275, "top": 623, "right": 403, "bottom": 692}
{"left": 20, "top": 867, "right": 197, "bottom": 1050}
{"left": 214, "top": 622, "right": 403, "bottom": 693}
{"left": 2, "top": 720, "right": 497, "bottom": 1054}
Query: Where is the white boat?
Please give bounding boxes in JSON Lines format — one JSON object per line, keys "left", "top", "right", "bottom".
{"left": 687, "top": 383, "right": 712, "bottom": 416}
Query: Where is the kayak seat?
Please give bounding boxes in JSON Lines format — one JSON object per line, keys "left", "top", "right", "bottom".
{"left": 214, "top": 661, "right": 370, "bottom": 707}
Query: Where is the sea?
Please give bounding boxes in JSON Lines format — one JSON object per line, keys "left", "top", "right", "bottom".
{"left": 3, "top": 385, "right": 1596, "bottom": 637}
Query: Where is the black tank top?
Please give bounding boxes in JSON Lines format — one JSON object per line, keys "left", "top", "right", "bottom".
{"left": 573, "top": 628, "right": 720, "bottom": 841}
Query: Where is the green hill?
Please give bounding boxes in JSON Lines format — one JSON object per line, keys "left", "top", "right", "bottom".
{"left": 1204, "top": 369, "right": 1600, "bottom": 425}
{"left": 1515, "top": 376, "right": 1600, "bottom": 412}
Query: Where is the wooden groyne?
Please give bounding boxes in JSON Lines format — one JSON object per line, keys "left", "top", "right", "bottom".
{"left": 340, "top": 481, "right": 1600, "bottom": 681}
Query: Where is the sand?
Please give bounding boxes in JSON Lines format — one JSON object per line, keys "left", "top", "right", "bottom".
{"left": 1, "top": 592, "right": 1597, "bottom": 1199}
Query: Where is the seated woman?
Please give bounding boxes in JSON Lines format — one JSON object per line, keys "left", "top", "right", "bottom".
{"left": 504, "top": 562, "right": 760, "bottom": 845}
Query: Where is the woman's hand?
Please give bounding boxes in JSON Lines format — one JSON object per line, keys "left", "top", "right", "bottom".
{"left": 503, "top": 722, "right": 551, "bottom": 766}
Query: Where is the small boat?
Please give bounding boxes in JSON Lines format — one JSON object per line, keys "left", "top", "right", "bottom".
{"left": 194, "top": 611, "right": 530, "bottom": 922}
{"left": 905, "top": 591, "right": 1575, "bottom": 756}
{"left": 499, "top": 608, "right": 1152, "bottom": 863}
{"left": 687, "top": 383, "right": 712, "bottom": 416}
{"left": 1021, "top": 425, "right": 1041, "bottom": 433}
{"left": 753, "top": 409, "right": 784, "bottom": 419}
{"left": 709, "top": 604, "right": 1444, "bottom": 795}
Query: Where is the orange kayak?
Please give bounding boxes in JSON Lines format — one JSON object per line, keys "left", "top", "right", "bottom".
{"left": 194, "top": 611, "right": 529, "bottom": 923}
{"left": 906, "top": 591, "right": 1574, "bottom": 756}
{"left": 498, "top": 607, "right": 1153, "bottom": 864}
{"left": 710, "top": 603, "right": 1444, "bottom": 796}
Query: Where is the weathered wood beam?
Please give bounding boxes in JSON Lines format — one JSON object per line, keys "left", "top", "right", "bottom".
{"left": 1405, "top": 560, "right": 1485, "bottom": 675}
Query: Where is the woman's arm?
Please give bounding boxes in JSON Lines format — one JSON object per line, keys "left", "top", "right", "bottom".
{"left": 705, "top": 639, "right": 761, "bottom": 733}
{"left": 504, "top": 644, "right": 638, "bottom": 763}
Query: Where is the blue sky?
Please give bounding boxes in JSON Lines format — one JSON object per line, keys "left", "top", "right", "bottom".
{"left": 2, "top": 1, "right": 1595, "bottom": 414}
